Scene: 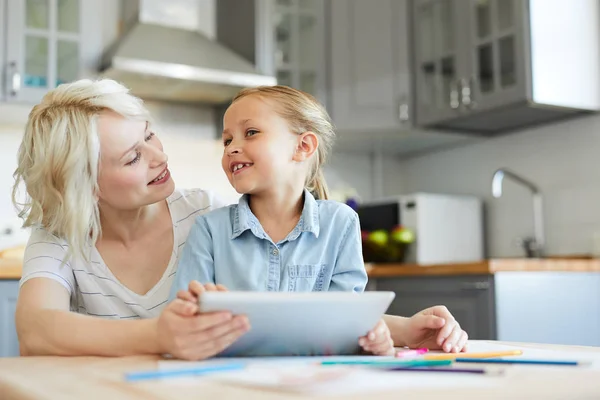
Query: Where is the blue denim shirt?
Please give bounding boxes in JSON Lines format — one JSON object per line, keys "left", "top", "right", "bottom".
{"left": 171, "top": 190, "right": 367, "bottom": 295}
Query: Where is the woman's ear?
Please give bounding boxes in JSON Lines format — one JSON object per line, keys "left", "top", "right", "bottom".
{"left": 293, "top": 131, "right": 318, "bottom": 162}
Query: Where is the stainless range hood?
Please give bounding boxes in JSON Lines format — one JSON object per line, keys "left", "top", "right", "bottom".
{"left": 99, "top": 0, "right": 276, "bottom": 104}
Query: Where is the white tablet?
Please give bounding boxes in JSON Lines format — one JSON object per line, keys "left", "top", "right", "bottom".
{"left": 198, "top": 291, "right": 395, "bottom": 357}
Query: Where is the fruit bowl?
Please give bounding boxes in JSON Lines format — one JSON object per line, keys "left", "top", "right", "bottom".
{"left": 361, "top": 226, "right": 414, "bottom": 264}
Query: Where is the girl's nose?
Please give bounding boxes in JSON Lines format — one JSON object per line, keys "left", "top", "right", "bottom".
{"left": 226, "top": 139, "right": 243, "bottom": 155}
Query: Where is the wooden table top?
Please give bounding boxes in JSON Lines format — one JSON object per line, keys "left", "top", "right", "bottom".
{"left": 1, "top": 341, "right": 599, "bottom": 399}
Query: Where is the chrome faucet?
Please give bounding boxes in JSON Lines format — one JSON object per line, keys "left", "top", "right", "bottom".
{"left": 492, "top": 168, "right": 544, "bottom": 258}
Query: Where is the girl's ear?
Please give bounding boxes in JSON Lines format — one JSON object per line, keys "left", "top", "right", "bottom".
{"left": 293, "top": 131, "right": 318, "bottom": 162}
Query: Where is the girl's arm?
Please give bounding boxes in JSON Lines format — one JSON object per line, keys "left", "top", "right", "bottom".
{"left": 330, "top": 212, "right": 368, "bottom": 292}
{"left": 171, "top": 216, "right": 217, "bottom": 299}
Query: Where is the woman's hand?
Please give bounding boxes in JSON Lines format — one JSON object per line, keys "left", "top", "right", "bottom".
{"left": 157, "top": 280, "right": 248, "bottom": 360}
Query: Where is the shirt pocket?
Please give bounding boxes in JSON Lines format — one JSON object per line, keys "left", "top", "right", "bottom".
{"left": 286, "top": 264, "right": 327, "bottom": 292}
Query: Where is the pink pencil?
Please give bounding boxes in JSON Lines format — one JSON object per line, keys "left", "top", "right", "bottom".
{"left": 395, "top": 348, "right": 429, "bottom": 358}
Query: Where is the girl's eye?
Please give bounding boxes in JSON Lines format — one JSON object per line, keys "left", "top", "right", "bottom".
{"left": 126, "top": 151, "right": 141, "bottom": 166}
{"left": 223, "top": 138, "right": 232, "bottom": 146}
{"left": 145, "top": 131, "right": 155, "bottom": 141}
{"left": 246, "top": 129, "right": 258, "bottom": 137}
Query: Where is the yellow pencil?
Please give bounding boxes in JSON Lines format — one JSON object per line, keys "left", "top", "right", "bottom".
{"left": 424, "top": 350, "right": 523, "bottom": 361}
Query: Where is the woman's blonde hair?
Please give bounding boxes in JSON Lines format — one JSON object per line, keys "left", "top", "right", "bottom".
{"left": 12, "top": 79, "right": 149, "bottom": 263}
{"left": 232, "top": 86, "right": 334, "bottom": 200}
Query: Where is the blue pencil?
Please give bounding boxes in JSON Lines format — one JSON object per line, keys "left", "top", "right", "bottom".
{"left": 125, "top": 362, "right": 246, "bottom": 382}
{"left": 455, "top": 358, "right": 580, "bottom": 366}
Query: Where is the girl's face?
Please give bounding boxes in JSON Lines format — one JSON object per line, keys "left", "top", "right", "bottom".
{"left": 96, "top": 111, "right": 174, "bottom": 211}
{"left": 221, "top": 95, "right": 310, "bottom": 196}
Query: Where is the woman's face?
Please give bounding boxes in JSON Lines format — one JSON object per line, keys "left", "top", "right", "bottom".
{"left": 96, "top": 111, "right": 174, "bottom": 211}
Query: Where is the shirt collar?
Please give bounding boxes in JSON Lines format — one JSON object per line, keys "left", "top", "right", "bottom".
{"left": 231, "top": 189, "right": 320, "bottom": 241}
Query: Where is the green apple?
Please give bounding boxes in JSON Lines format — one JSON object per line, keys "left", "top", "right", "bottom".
{"left": 368, "top": 230, "right": 389, "bottom": 247}
{"left": 391, "top": 226, "right": 415, "bottom": 244}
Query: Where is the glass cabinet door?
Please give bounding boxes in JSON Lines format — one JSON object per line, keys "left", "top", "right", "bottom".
{"left": 6, "top": 0, "right": 81, "bottom": 103}
{"left": 413, "top": 0, "right": 467, "bottom": 126}
{"left": 466, "top": 0, "right": 525, "bottom": 111}
{"left": 273, "top": 0, "right": 326, "bottom": 103}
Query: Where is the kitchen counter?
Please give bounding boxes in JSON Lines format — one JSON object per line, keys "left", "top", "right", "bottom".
{"left": 3, "top": 257, "right": 600, "bottom": 280}
{"left": 0, "top": 258, "right": 22, "bottom": 280}
{"left": 366, "top": 258, "right": 600, "bottom": 278}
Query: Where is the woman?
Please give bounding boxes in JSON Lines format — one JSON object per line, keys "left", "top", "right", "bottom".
{"left": 13, "top": 79, "right": 249, "bottom": 360}
{"left": 13, "top": 79, "right": 467, "bottom": 360}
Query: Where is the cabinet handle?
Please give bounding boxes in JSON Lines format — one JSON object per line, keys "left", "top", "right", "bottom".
{"left": 449, "top": 80, "right": 460, "bottom": 109}
{"left": 398, "top": 100, "right": 410, "bottom": 122}
{"left": 8, "top": 62, "right": 21, "bottom": 97}
{"left": 459, "top": 78, "right": 471, "bottom": 107}
{"left": 460, "top": 76, "right": 477, "bottom": 109}
{"left": 460, "top": 281, "right": 490, "bottom": 290}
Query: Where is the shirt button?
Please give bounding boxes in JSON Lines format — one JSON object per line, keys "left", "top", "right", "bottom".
{"left": 272, "top": 248, "right": 279, "bottom": 256}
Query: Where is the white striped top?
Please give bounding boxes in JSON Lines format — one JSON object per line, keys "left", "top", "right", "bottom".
{"left": 19, "top": 188, "right": 229, "bottom": 319}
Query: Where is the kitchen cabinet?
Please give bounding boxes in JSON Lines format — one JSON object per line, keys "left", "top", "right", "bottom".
{"left": 370, "top": 271, "right": 600, "bottom": 346}
{"left": 328, "top": 0, "right": 412, "bottom": 133}
{"left": 495, "top": 272, "right": 600, "bottom": 347}
{"left": 372, "top": 275, "right": 497, "bottom": 340}
{"left": 412, "top": 0, "right": 600, "bottom": 134}
{"left": 216, "top": 0, "right": 327, "bottom": 105}
{"left": 3, "top": 0, "right": 101, "bottom": 104}
{"left": 0, "top": 280, "right": 19, "bottom": 357}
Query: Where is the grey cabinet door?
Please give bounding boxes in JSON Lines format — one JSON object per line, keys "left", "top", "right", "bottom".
{"left": 462, "top": 0, "right": 528, "bottom": 113}
{"left": 0, "top": 0, "right": 5, "bottom": 101}
{"left": 329, "top": 0, "right": 411, "bottom": 132}
{"left": 412, "top": 0, "right": 469, "bottom": 127}
{"left": 0, "top": 280, "right": 19, "bottom": 357}
{"left": 373, "top": 275, "right": 496, "bottom": 340}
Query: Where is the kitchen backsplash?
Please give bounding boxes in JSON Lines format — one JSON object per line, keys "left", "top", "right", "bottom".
{"left": 0, "top": 101, "right": 397, "bottom": 249}
{"left": 392, "top": 113, "right": 600, "bottom": 258}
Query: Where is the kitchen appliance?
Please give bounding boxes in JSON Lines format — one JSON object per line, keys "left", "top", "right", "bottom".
{"left": 357, "top": 193, "right": 483, "bottom": 265}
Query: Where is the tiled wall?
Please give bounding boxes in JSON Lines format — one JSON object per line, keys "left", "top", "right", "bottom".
{"left": 390, "top": 114, "right": 600, "bottom": 258}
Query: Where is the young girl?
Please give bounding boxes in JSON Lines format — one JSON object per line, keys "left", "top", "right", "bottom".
{"left": 173, "top": 86, "right": 468, "bottom": 356}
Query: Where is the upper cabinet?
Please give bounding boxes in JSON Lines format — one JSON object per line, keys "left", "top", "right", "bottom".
{"left": 412, "top": 0, "right": 600, "bottom": 134}
{"left": 3, "top": 0, "right": 101, "bottom": 104}
{"left": 328, "top": 0, "right": 412, "bottom": 133}
{"left": 412, "top": 0, "right": 466, "bottom": 127}
{"left": 216, "top": 0, "right": 327, "bottom": 104}
{"left": 273, "top": 0, "right": 327, "bottom": 104}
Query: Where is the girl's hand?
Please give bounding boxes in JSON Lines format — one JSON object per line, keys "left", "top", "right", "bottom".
{"left": 176, "top": 280, "right": 228, "bottom": 304}
{"left": 402, "top": 306, "right": 468, "bottom": 353}
{"left": 358, "top": 319, "right": 395, "bottom": 356}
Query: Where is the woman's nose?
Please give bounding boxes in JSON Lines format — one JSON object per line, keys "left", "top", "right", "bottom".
{"left": 149, "top": 146, "right": 168, "bottom": 167}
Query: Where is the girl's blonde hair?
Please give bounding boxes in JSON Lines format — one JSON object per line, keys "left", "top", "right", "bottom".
{"left": 12, "top": 79, "right": 149, "bottom": 263}
{"left": 232, "top": 85, "right": 334, "bottom": 200}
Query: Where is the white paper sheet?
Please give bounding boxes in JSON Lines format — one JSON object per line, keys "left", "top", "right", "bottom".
{"left": 157, "top": 353, "right": 501, "bottom": 395}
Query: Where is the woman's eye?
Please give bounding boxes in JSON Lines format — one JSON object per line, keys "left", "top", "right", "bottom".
{"left": 145, "top": 132, "right": 155, "bottom": 141}
{"left": 126, "top": 151, "right": 141, "bottom": 166}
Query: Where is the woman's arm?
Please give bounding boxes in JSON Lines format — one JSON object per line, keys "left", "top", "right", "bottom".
{"left": 17, "top": 278, "right": 159, "bottom": 356}
{"left": 17, "top": 278, "right": 249, "bottom": 358}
